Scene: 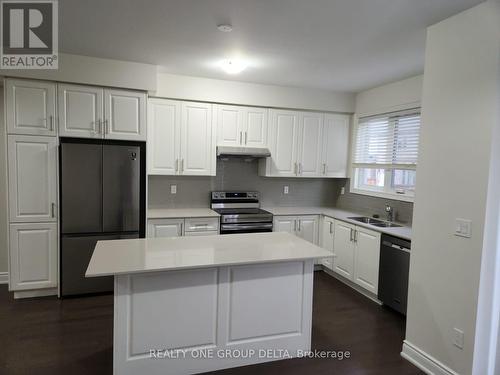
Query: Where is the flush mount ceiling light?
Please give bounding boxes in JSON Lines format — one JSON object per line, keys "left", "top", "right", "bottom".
{"left": 220, "top": 59, "right": 247, "bottom": 74}
{"left": 217, "top": 24, "right": 233, "bottom": 32}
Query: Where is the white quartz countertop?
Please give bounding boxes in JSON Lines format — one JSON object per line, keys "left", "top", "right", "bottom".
{"left": 263, "top": 206, "right": 412, "bottom": 241}
{"left": 148, "top": 208, "right": 219, "bottom": 219}
{"left": 86, "top": 232, "right": 331, "bottom": 277}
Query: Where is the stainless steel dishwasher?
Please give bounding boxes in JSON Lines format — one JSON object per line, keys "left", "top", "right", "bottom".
{"left": 378, "top": 234, "right": 411, "bottom": 315}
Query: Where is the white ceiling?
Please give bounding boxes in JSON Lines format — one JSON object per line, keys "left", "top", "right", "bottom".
{"left": 60, "top": 0, "right": 483, "bottom": 93}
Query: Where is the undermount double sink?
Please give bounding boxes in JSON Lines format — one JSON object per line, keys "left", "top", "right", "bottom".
{"left": 348, "top": 216, "right": 402, "bottom": 228}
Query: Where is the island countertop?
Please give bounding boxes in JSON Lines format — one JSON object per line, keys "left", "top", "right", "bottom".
{"left": 86, "top": 232, "right": 331, "bottom": 277}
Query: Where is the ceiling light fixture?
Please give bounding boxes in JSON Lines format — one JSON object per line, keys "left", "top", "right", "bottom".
{"left": 220, "top": 59, "right": 247, "bottom": 74}
{"left": 217, "top": 24, "right": 233, "bottom": 32}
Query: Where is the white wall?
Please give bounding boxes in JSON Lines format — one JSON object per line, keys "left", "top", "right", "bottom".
{"left": 355, "top": 75, "right": 423, "bottom": 117}
{"left": 403, "top": 2, "right": 500, "bottom": 375}
{"left": 0, "top": 53, "right": 157, "bottom": 92}
{"left": 155, "top": 72, "right": 355, "bottom": 113}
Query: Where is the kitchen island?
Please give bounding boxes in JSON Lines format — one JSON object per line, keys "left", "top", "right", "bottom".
{"left": 86, "top": 232, "right": 331, "bottom": 375}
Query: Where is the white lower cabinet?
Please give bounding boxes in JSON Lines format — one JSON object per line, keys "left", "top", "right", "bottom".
{"left": 147, "top": 219, "right": 184, "bottom": 238}
{"left": 332, "top": 219, "right": 381, "bottom": 294}
{"left": 147, "top": 217, "right": 219, "bottom": 238}
{"left": 320, "top": 216, "right": 335, "bottom": 271}
{"left": 353, "top": 227, "right": 381, "bottom": 294}
{"left": 273, "top": 215, "right": 319, "bottom": 245}
{"left": 9, "top": 222, "right": 58, "bottom": 291}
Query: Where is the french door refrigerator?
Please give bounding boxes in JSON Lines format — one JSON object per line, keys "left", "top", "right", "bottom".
{"left": 60, "top": 138, "right": 145, "bottom": 297}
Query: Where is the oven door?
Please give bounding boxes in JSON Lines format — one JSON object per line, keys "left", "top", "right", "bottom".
{"left": 220, "top": 222, "right": 273, "bottom": 234}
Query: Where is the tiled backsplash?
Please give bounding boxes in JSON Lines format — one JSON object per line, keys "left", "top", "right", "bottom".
{"left": 148, "top": 158, "right": 413, "bottom": 225}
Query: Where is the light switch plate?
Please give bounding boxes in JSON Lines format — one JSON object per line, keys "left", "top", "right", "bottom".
{"left": 284, "top": 186, "right": 289, "bottom": 194}
{"left": 170, "top": 185, "right": 177, "bottom": 194}
{"left": 454, "top": 218, "right": 472, "bottom": 238}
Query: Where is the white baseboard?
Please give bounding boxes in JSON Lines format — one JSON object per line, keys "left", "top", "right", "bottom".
{"left": 13, "top": 288, "right": 57, "bottom": 299}
{"left": 0, "top": 272, "right": 8, "bottom": 284}
{"left": 401, "top": 341, "right": 459, "bottom": 375}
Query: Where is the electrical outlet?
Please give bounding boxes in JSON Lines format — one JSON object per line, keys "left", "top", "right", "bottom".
{"left": 453, "top": 328, "right": 464, "bottom": 349}
{"left": 340, "top": 187, "right": 345, "bottom": 195}
{"left": 454, "top": 218, "right": 472, "bottom": 238}
{"left": 170, "top": 185, "right": 177, "bottom": 194}
{"left": 284, "top": 186, "right": 289, "bottom": 194}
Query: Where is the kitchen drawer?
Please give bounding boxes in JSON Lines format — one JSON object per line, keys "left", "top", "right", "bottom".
{"left": 184, "top": 230, "right": 219, "bottom": 237}
{"left": 184, "top": 217, "right": 219, "bottom": 232}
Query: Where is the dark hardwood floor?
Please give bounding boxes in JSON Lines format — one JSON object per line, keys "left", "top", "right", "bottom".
{"left": 0, "top": 272, "right": 423, "bottom": 375}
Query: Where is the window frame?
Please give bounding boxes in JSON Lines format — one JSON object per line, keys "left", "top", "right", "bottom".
{"left": 350, "top": 108, "right": 420, "bottom": 202}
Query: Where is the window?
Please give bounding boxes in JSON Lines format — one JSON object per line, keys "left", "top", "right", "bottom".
{"left": 351, "top": 109, "right": 420, "bottom": 201}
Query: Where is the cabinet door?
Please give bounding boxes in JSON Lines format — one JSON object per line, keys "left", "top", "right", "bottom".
{"left": 104, "top": 89, "right": 146, "bottom": 141}
{"left": 296, "top": 215, "right": 318, "bottom": 244}
{"left": 147, "top": 99, "right": 180, "bottom": 175}
{"left": 6, "top": 79, "right": 56, "bottom": 136}
{"left": 321, "top": 114, "right": 349, "bottom": 177}
{"left": 273, "top": 216, "right": 296, "bottom": 234}
{"left": 353, "top": 227, "right": 381, "bottom": 294}
{"left": 321, "top": 216, "right": 335, "bottom": 270}
{"left": 244, "top": 107, "right": 268, "bottom": 148}
{"left": 147, "top": 219, "right": 184, "bottom": 238}
{"left": 216, "top": 104, "right": 245, "bottom": 146}
{"left": 268, "top": 109, "right": 300, "bottom": 176}
{"left": 333, "top": 220, "right": 355, "bottom": 280}
{"left": 58, "top": 84, "right": 103, "bottom": 139}
{"left": 9, "top": 222, "right": 57, "bottom": 290}
{"left": 297, "top": 112, "right": 323, "bottom": 177}
{"left": 180, "top": 101, "right": 214, "bottom": 176}
{"left": 8, "top": 135, "right": 58, "bottom": 222}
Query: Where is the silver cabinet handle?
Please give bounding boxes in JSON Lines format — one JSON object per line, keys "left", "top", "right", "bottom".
{"left": 329, "top": 221, "right": 333, "bottom": 234}
{"left": 104, "top": 119, "right": 109, "bottom": 134}
{"left": 298, "top": 220, "right": 301, "bottom": 231}
{"left": 175, "top": 158, "right": 179, "bottom": 172}
{"left": 180, "top": 223, "right": 183, "bottom": 236}
{"left": 49, "top": 115, "right": 54, "bottom": 131}
{"left": 94, "top": 119, "right": 101, "bottom": 134}
{"left": 323, "top": 163, "right": 326, "bottom": 174}
{"left": 294, "top": 220, "right": 297, "bottom": 232}
{"left": 245, "top": 131, "right": 248, "bottom": 145}
{"left": 180, "top": 159, "right": 184, "bottom": 173}
{"left": 51, "top": 203, "right": 55, "bottom": 218}
{"left": 298, "top": 163, "right": 302, "bottom": 175}
{"left": 240, "top": 131, "right": 243, "bottom": 145}
{"left": 294, "top": 162, "right": 297, "bottom": 175}
{"left": 354, "top": 230, "right": 358, "bottom": 243}
{"left": 349, "top": 228, "right": 353, "bottom": 242}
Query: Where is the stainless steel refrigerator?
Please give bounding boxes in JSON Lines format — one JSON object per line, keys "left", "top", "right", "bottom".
{"left": 60, "top": 138, "right": 145, "bottom": 297}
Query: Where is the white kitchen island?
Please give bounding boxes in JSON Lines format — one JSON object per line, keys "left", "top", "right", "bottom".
{"left": 86, "top": 232, "right": 331, "bottom": 375}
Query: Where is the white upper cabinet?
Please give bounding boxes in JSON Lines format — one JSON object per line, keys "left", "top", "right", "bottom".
{"left": 267, "top": 109, "right": 300, "bottom": 177}
{"left": 216, "top": 105, "right": 268, "bottom": 148}
{"left": 321, "top": 114, "right": 350, "bottom": 177}
{"left": 58, "top": 84, "right": 103, "bottom": 138}
{"left": 180, "top": 101, "right": 215, "bottom": 176}
{"left": 216, "top": 105, "right": 245, "bottom": 146}
{"left": 147, "top": 99, "right": 180, "bottom": 175}
{"left": 6, "top": 79, "right": 56, "bottom": 136}
{"left": 260, "top": 110, "right": 349, "bottom": 178}
{"left": 8, "top": 135, "right": 58, "bottom": 222}
{"left": 104, "top": 89, "right": 147, "bottom": 141}
{"left": 9, "top": 222, "right": 58, "bottom": 291}
{"left": 244, "top": 107, "right": 268, "bottom": 147}
{"left": 297, "top": 112, "right": 323, "bottom": 177}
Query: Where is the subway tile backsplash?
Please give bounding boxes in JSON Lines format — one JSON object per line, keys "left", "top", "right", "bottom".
{"left": 148, "top": 158, "right": 413, "bottom": 225}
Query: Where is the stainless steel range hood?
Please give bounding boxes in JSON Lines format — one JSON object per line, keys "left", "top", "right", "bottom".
{"left": 217, "top": 146, "right": 271, "bottom": 158}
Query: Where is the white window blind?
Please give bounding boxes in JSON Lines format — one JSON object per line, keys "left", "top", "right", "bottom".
{"left": 353, "top": 109, "right": 421, "bottom": 169}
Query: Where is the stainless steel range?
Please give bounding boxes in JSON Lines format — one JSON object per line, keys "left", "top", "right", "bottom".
{"left": 211, "top": 191, "right": 273, "bottom": 234}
